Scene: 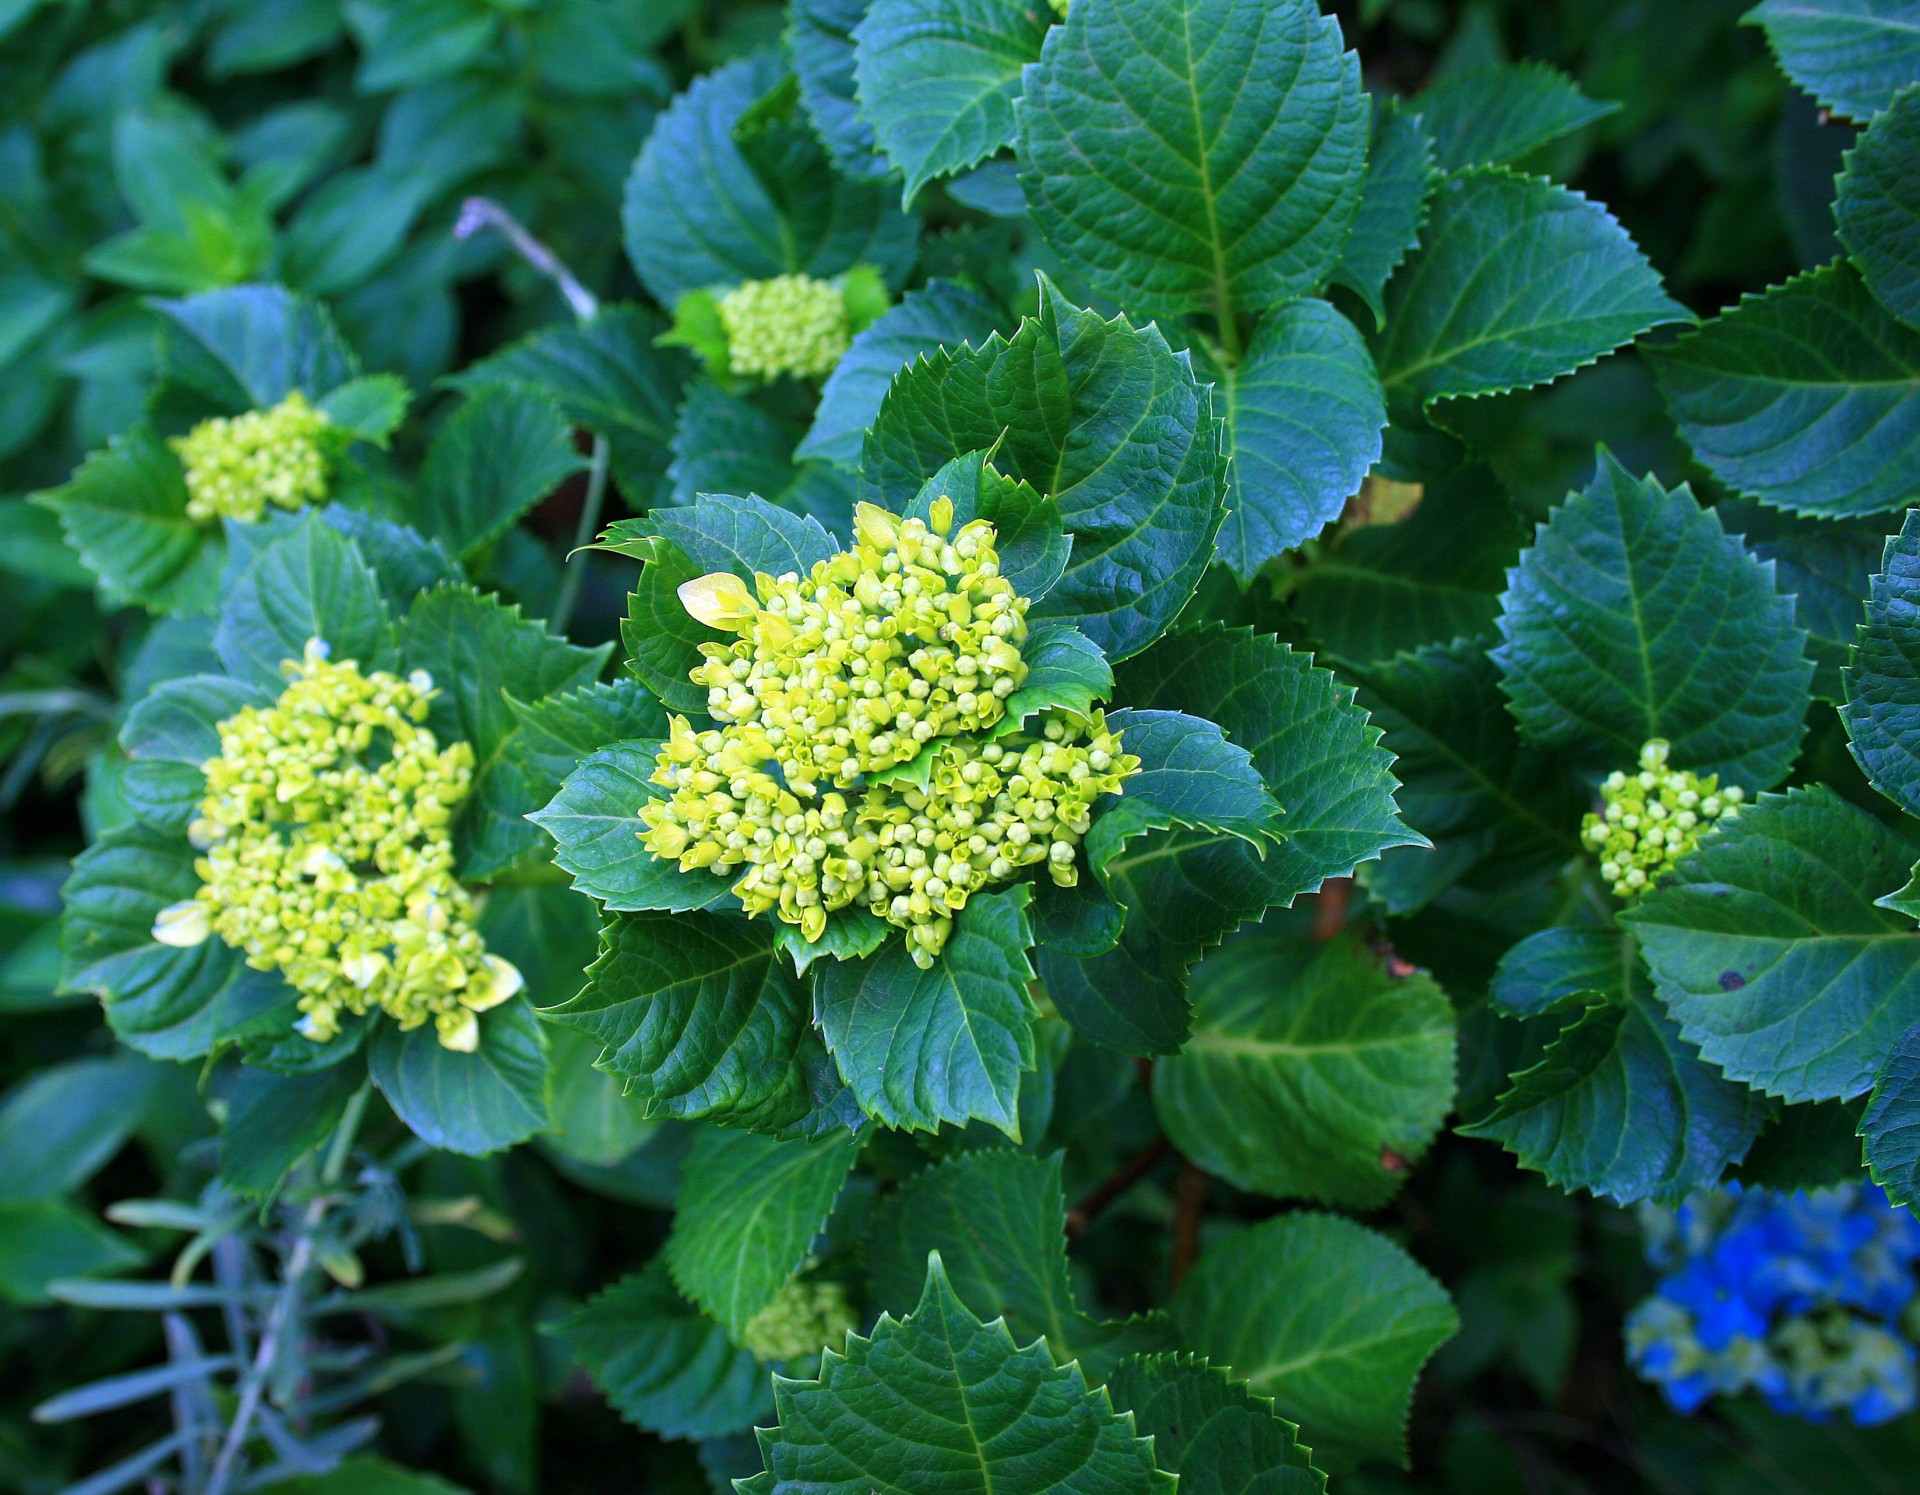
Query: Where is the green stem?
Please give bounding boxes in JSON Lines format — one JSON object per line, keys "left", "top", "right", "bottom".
{"left": 552, "top": 434, "right": 611, "bottom": 636}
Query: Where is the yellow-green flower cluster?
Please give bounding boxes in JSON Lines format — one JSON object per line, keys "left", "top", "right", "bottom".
{"left": 717, "top": 273, "right": 852, "bottom": 381}
{"left": 169, "top": 391, "right": 337, "bottom": 525}
{"left": 150, "top": 640, "right": 521, "bottom": 1052}
{"left": 1048, "top": 0, "right": 1070, "bottom": 16}
{"left": 641, "top": 501, "right": 1139, "bottom": 967}
{"left": 1582, "top": 739, "right": 1745, "bottom": 899}
{"left": 689, "top": 501, "right": 1031, "bottom": 790}
{"left": 739, "top": 1279, "right": 859, "bottom": 1363}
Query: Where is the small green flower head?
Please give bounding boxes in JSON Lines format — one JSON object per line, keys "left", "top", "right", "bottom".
{"left": 169, "top": 391, "right": 338, "bottom": 525}
{"left": 641, "top": 501, "right": 1141, "bottom": 967}
{"left": 150, "top": 638, "right": 521, "bottom": 1052}
{"left": 1581, "top": 738, "right": 1745, "bottom": 900}
{"left": 717, "top": 273, "right": 853, "bottom": 381}
{"left": 739, "top": 1279, "right": 859, "bottom": 1364}
{"left": 1048, "top": 0, "right": 1070, "bottom": 16}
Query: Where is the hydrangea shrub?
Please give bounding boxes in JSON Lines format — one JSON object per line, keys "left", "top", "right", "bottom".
{"left": 9, "top": 0, "right": 1920, "bottom": 1491}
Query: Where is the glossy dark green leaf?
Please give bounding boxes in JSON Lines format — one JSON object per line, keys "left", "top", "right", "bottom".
{"left": 1416, "top": 62, "right": 1618, "bottom": 170}
{"left": 665, "top": 1128, "right": 859, "bottom": 1336}
{"left": 555, "top": 1261, "right": 773, "bottom": 1441}
{"left": 854, "top": 0, "right": 1048, "bottom": 202}
{"left": 368, "top": 998, "right": 551, "bottom": 1156}
{"left": 220, "top": 1063, "right": 365, "bottom": 1197}
{"left": 1862, "top": 1021, "right": 1920, "bottom": 1206}
{"left": 1844, "top": 510, "right": 1920, "bottom": 814}
{"left": 1172, "top": 1213, "right": 1457, "bottom": 1471}
{"left": 1105, "top": 1355, "right": 1325, "bottom": 1495}
{"left": 790, "top": 0, "right": 888, "bottom": 179}
{"left": 1375, "top": 169, "right": 1689, "bottom": 405}
{"left": 1838, "top": 84, "right": 1920, "bottom": 329}
{"left": 864, "top": 1150, "right": 1176, "bottom": 1384}
{"left": 1017, "top": 0, "right": 1367, "bottom": 321}
{"left": 1155, "top": 933, "right": 1455, "bottom": 1207}
{"left": 120, "top": 674, "right": 270, "bottom": 833}
{"left": 215, "top": 513, "right": 394, "bottom": 690}
{"left": 414, "top": 386, "right": 586, "bottom": 560}
{"left": 748, "top": 1254, "right": 1170, "bottom": 1495}
{"left": 816, "top": 886, "right": 1035, "bottom": 1135}
{"left": 861, "top": 281, "right": 1227, "bottom": 662}
{"left": 1748, "top": 0, "right": 1920, "bottom": 118}
{"left": 152, "top": 284, "right": 359, "bottom": 412}
{"left": 1649, "top": 264, "right": 1920, "bottom": 518}
{"left": 1624, "top": 786, "right": 1920, "bottom": 1101}
{"left": 1494, "top": 453, "right": 1812, "bottom": 786}
{"left": 1330, "top": 97, "right": 1433, "bottom": 329}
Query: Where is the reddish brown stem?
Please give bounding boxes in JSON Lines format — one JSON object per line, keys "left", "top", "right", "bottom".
{"left": 1311, "top": 877, "right": 1352, "bottom": 941}
{"left": 1168, "top": 1161, "right": 1209, "bottom": 1292}
{"left": 1065, "top": 1137, "right": 1174, "bottom": 1238}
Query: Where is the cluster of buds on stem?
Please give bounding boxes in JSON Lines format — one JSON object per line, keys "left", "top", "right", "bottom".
{"left": 1582, "top": 738, "right": 1744, "bottom": 899}
{"left": 717, "top": 273, "right": 854, "bottom": 381}
{"left": 151, "top": 640, "right": 521, "bottom": 1051}
{"left": 739, "top": 1278, "right": 860, "bottom": 1363}
{"left": 642, "top": 501, "right": 1139, "bottom": 967}
{"left": 170, "top": 391, "right": 338, "bottom": 524}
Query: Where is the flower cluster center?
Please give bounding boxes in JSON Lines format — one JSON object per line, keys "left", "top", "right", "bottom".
{"left": 151, "top": 640, "right": 520, "bottom": 1051}
{"left": 718, "top": 274, "right": 852, "bottom": 381}
{"left": 1582, "top": 738, "right": 1744, "bottom": 899}
{"left": 170, "top": 391, "right": 337, "bottom": 525}
{"left": 640, "top": 502, "right": 1138, "bottom": 967}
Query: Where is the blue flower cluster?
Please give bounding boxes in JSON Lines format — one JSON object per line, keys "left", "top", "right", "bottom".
{"left": 1626, "top": 1183, "right": 1920, "bottom": 1425}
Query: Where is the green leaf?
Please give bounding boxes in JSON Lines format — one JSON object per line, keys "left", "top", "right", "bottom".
{"left": 467, "top": 680, "right": 668, "bottom": 881}
{"left": 322, "top": 509, "right": 462, "bottom": 612}
{"left": 1017, "top": 0, "right": 1367, "bottom": 322}
{"left": 1046, "top": 626, "right": 1417, "bottom": 1054}
{"left": 531, "top": 742, "right": 736, "bottom": 913}
{"left": 1347, "top": 638, "right": 1586, "bottom": 914}
{"left": 343, "top": 0, "right": 497, "bottom": 88}
{"left": 1374, "top": 169, "right": 1689, "bottom": 404}
{"left": 220, "top": 1063, "right": 366, "bottom": 1198}
{"left": 269, "top": 1457, "right": 472, "bottom": 1495}
{"left": 1648, "top": 264, "right": 1920, "bottom": 518}
{"left": 60, "top": 822, "right": 294, "bottom": 1060}
{"left": 1171, "top": 1213, "right": 1457, "bottom": 1471}
{"left": 861, "top": 281, "right": 1227, "bottom": 663}
{"left": 1623, "top": 785, "right": 1920, "bottom": 1101}
{"left": 1490, "top": 926, "right": 1625, "bottom": 1018}
{"left": 368, "top": 998, "right": 551, "bottom": 1156}
{"left": 1724, "top": 500, "right": 1891, "bottom": 702}
{"left": 1844, "top": 510, "right": 1920, "bottom": 814}
{"left": 544, "top": 1025, "right": 657, "bottom": 1169}
{"left": 864, "top": 1151, "right": 1177, "bottom": 1385}
{"left": 400, "top": 583, "right": 609, "bottom": 798}
{"left": 1292, "top": 476, "right": 1522, "bottom": 666}
{"left": 0, "top": 1199, "right": 142, "bottom": 1306}
{"left": 1493, "top": 453, "right": 1812, "bottom": 786}
{"left": 415, "top": 386, "right": 586, "bottom": 560}
{"left": 624, "top": 53, "right": 918, "bottom": 307}
{"left": 1155, "top": 933, "right": 1455, "bottom": 1208}
{"left": 899, "top": 451, "right": 1071, "bottom": 603}
{"left": 318, "top": 373, "right": 410, "bottom": 444}
{"left": 555, "top": 1261, "right": 774, "bottom": 1441}
{"left": 1748, "top": 0, "right": 1920, "bottom": 119}
{"left": 120, "top": 675, "right": 271, "bottom": 833}
{"left": 153, "top": 284, "right": 359, "bottom": 413}
{"left": 448, "top": 305, "right": 692, "bottom": 502}
{"left": 774, "top": 908, "right": 892, "bottom": 975}
{"left": 748, "top": 1254, "right": 1170, "bottom": 1495}
{"left": 999, "top": 623, "right": 1114, "bottom": 729}
{"left": 1736, "top": 1099, "right": 1868, "bottom": 1192}
{"left": 547, "top": 911, "right": 847, "bottom": 1135}
{"left": 665, "top": 1128, "right": 859, "bottom": 1337}
{"left": 1205, "top": 298, "right": 1386, "bottom": 579}
{"left": 666, "top": 385, "right": 808, "bottom": 508}
{"left": 854, "top": 0, "right": 1047, "bottom": 202}
{"left": 1460, "top": 943, "right": 1769, "bottom": 1205}
{"left": 1416, "top": 62, "right": 1618, "bottom": 170}
{"left": 0, "top": 1056, "right": 157, "bottom": 1202}
{"left": 1838, "top": 85, "right": 1920, "bottom": 331}
{"left": 215, "top": 513, "right": 394, "bottom": 691}
{"left": 791, "top": 0, "right": 888, "bottom": 179}
{"left": 1105, "top": 1355, "right": 1326, "bottom": 1495}
{"left": 1862, "top": 1021, "right": 1920, "bottom": 1206}
{"left": 799, "top": 280, "right": 1001, "bottom": 468}
{"left": 34, "top": 427, "right": 221, "bottom": 614}
{"left": 816, "top": 885, "right": 1036, "bottom": 1136}
{"left": 1090, "top": 708, "right": 1284, "bottom": 852}
{"left": 1330, "top": 97, "right": 1434, "bottom": 329}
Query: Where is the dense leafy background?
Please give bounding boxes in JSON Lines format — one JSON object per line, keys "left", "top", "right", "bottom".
{"left": 6, "top": 1, "right": 1920, "bottom": 1494}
